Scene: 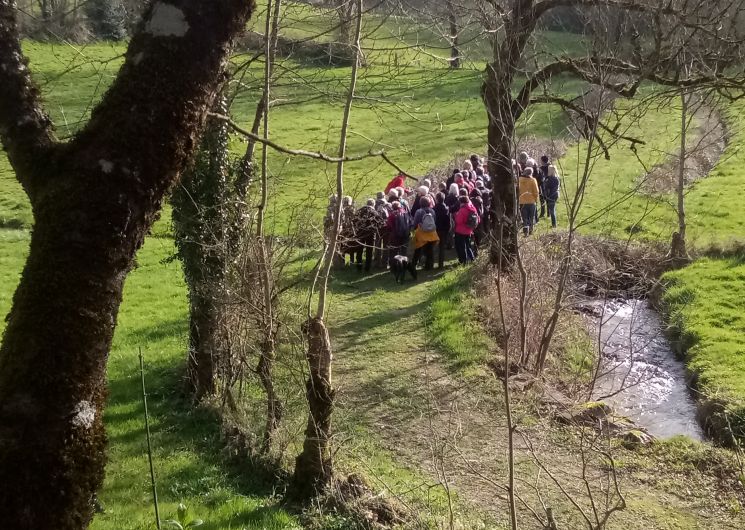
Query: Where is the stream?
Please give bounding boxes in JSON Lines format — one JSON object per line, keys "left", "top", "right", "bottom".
{"left": 588, "top": 299, "right": 704, "bottom": 440}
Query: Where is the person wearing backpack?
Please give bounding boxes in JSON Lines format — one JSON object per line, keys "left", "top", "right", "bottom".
{"left": 453, "top": 195, "right": 479, "bottom": 264}
{"left": 544, "top": 164, "right": 561, "bottom": 229}
{"left": 408, "top": 196, "right": 439, "bottom": 277}
{"left": 386, "top": 201, "right": 412, "bottom": 269}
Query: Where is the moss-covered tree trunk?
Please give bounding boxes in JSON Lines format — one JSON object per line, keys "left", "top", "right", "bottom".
{"left": 0, "top": 1, "right": 255, "bottom": 527}
{"left": 172, "top": 96, "right": 231, "bottom": 400}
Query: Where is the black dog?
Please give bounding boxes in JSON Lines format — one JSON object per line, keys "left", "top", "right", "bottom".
{"left": 390, "top": 255, "right": 409, "bottom": 284}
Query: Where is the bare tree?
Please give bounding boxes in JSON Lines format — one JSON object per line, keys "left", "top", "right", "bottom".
{"left": 480, "top": 0, "right": 745, "bottom": 266}
{"left": 0, "top": 1, "right": 255, "bottom": 527}
{"left": 293, "top": 0, "right": 364, "bottom": 498}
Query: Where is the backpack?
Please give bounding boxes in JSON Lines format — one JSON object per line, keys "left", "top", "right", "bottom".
{"left": 421, "top": 211, "right": 436, "bottom": 232}
{"left": 376, "top": 203, "right": 390, "bottom": 221}
{"left": 466, "top": 210, "right": 479, "bottom": 229}
{"left": 394, "top": 212, "right": 411, "bottom": 241}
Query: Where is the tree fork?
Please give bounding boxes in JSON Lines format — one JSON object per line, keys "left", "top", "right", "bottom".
{"left": 0, "top": 1, "right": 256, "bottom": 527}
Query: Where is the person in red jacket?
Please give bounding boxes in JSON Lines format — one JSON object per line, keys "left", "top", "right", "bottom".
{"left": 453, "top": 195, "right": 479, "bottom": 264}
{"left": 384, "top": 173, "right": 406, "bottom": 194}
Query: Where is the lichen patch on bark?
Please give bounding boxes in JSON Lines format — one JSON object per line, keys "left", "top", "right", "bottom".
{"left": 71, "top": 401, "right": 96, "bottom": 430}
{"left": 145, "top": 3, "right": 190, "bottom": 38}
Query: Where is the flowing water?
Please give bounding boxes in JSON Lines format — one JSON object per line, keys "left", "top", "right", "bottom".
{"left": 588, "top": 299, "right": 704, "bottom": 440}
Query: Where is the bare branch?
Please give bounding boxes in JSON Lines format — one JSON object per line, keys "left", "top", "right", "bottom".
{"left": 209, "top": 111, "right": 413, "bottom": 177}
{"left": 0, "top": 0, "right": 56, "bottom": 195}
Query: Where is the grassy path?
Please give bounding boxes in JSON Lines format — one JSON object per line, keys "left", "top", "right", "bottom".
{"left": 324, "top": 264, "right": 745, "bottom": 528}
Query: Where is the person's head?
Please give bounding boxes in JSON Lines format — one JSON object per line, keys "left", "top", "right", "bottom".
{"left": 475, "top": 167, "right": 484, "bottom": 177}
{"left": 366, "top": 198, "right": 375, "bottom": 207}
{"left": 476, "top": 179, "right": 485, "bottom": 189}
{"left": 541, "top": 155, "right": 550, "bottom": 164}
{"left": 376, "top": 191, "right": 385, "bottom": 200}
{"left": 548, "top": 165, "right": 558, "bottom": 178}
{"left": 459, "top": 187, "right": 468, "bottom": 197}
{"left": 396, "top": 186, "right": 405, "bottom": 197}
{"left": 391, "top": 201, "right": 401, "bottom": 211}
{"left": 423, "top": 178, "right": 432, "bottom": 188}
{"left": 329, "top": 194, "right": 337, "bottom": 203}
{"left": 436, "top": 191, "right": 445, "bottom": 204}
{"left": 522, "top": 167, "right": 534, "bottom": 178}
{"left": 342, "top": 196, "right": 353, "bottom": 207}
{"left": 471, "top": 188, "right": 482, "bottom": 198}
{"left": 388, "top": 193, "right": 398, "bottom": 203}
{"left": 463, "top": 160, "right": 473, "bottom": 171}
{"left": 470, "top": 154, "right": 481, "bottom": 167}
{"left": 420, "top": 197, "right": 431, "bottom": 208}
{"left": 439, "top": 182, "right": 447, "bottom": 192}
{"left": 418, "top": 185, "right": 429, "bottom": 196}
{"left": 455, "top": 173, "right": 464, "bottom": 184}
{"left": 448, "top": 183, "right": 459, "bottom": 196}
{"left": 458, "top": 195, "right": 469, "bottom": 205}
{"left": 518, "top": 151, "right": 529, "bottom": 164}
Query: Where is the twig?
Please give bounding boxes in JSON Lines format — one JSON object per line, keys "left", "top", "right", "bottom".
{"left": 139, "top": 348, "right": 161, "bottom": 530}
{"left": 209, "top": 112, "right": 412, "bottom": 177}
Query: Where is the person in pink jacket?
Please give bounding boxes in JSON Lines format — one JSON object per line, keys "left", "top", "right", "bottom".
{"left": 453, "top": 195, "right": 479, "bottom": 264}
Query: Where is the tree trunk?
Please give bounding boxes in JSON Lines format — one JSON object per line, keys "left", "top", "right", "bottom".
{"left": 0, "top": 1, "right": 255, "bottom": 526}
{"left": 293, "top": 0, "right": 362, "bottom": 498}
{"left": 483, "top": 8, "right": 537, "bottom": 267}
{"left": 446, "top": 0, "right": 460, "bottom": 69}
{"left": 293, "top": 317, "right": 335, "bottom": 497}
{"left": 173, "top": 99, "right": 232, "bottom": 400}
{"left": 337, "top": 1, "right": 356, "bottom": 45}
{"left": 671, "top": 89, "right": 689, "bottom": 264}
{"left": 484, "top": 78, "right": 519, "bottom": 266}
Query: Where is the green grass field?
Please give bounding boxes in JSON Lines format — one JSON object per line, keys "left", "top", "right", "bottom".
{"left": 3, "top": 1, "right": 745, "bottom": 526}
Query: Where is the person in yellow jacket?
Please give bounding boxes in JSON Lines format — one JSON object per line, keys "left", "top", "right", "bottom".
{"left": 518, "top": 167, "right": 540, "bottom": 236}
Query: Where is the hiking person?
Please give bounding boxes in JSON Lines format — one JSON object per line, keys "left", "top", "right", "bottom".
{"left": 519, "top": 168, "right": 540, "bottom": 236}
{"left": 374, "top": 192, "right": 391, "bottom": 268}
{"left": 471, "top": 194, "right": 485, "bottom": 254}
{"left": 544, "top": 164, "right": 561, "bottom": 229}
{"left": 470, "top": 153, "right": 482, "bottom": 170}
{"left": 453, "top": 195, "right": 479, "bottom": 264}
{"left": 354, "top": 199, "right": 381, "bottom": 272}
{"left": 411, "top": 185, "right": 429, "bottom": 217}
{"left": 537, "top": 155, "right": 550, "bottom": 219}
{"left": 386, "top": 201, "right": 411, "bottom": 268}
{"left": 384, "top": 172, "right": 406, "bottom": 194}
{"left": 339, "top": 196, "right": 358, "bottom": 265}
{"left": 434, "top": 192, "right": 451, "bottom": 269}
{"left": 476, "top": 180, "right": 492, "bottom": 234}
{"left": 410, "top": 196, "right": 439, "bottom": 277}
{"left": 445, "top": 183, "right": 459, "bottom": 211}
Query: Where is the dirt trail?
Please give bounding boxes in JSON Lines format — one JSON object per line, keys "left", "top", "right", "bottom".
{"left": 328, "top": 267, "right": 745, "bottom": 528}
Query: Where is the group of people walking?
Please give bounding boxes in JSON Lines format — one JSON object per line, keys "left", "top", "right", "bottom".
{"left": 326, "top": 151, "right": 561, "bottom": 277}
